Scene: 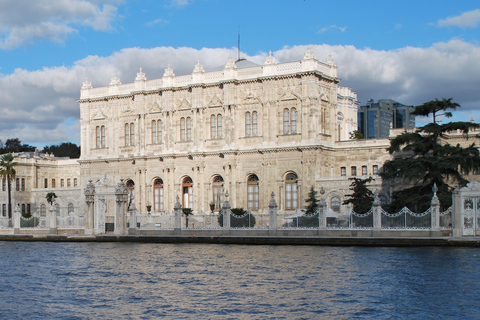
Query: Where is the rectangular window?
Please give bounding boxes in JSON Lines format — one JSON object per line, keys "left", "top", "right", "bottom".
{"left": 245, "top": 112, "right": 251, "bottom": 136}
{"left": 186, "top": 117, "right": 192, "bottom": 141}
{"left": 341, "top": 167, "right": 346, "bottom": 176}
{"left": 52, "top": 179, "right": 56, "bottom": 188}
{"left": 362, "top": 166, "right": 368, "bottom": 176}
{"left": 61, "top": 179, "right": 64, "bottom": 187}
{"left": 27, "top": 204, "right": 31, "bottom": 214}
{"left": 44, "top": 178, "right": 48, "bottom": 188}
{"left": 217, "top": 115, "right": 222, "bottom": 138}
{"left": 21, "top": 178, "right": 25, "bottom": 191}
{"left": 74, "top": 178, "right": 78, "bottom": 187}
{"left": 2, "top": 204, "right": 6, "bottom": 217}
{"left": 252, "top": 112, "right": 258, "bottom": 136}
{"left": 351, "top": 166, "right": 357, "bottom": 176}
{"left": 373, "top": 165, "right": 379, "bottom": 175}
{"left": 16, "top": 178, "right": 20, "bottom": 191}
{"left": 67, "top": 179, "right": 71, "bottom": 187}
{"left": 2, "top": 179, "right": 5, "bottom": 191}
{"left": 211, "top": 115, "right": 216, "bottom": 139}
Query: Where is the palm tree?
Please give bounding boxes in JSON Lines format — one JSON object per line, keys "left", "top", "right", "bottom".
{"left": 0, "top": 154, "right": 17, "bottom": 220}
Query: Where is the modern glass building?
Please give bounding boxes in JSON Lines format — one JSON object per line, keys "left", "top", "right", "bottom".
{"left": 358, "top": 99, "right": 415, "bottom": 139}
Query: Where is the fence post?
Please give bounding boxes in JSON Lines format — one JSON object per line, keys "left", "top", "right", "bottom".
{"left": 269, "top": 192, "right": 278, "bottom": 236}
{"left": 13, "top": 204, "right": 20, "bottom": 234}
{"left": 318, "top": 187, "right": 327, "bottom": 231}
{"left": 49, "top": 202, "right": 57, "bottom": 234}
{"left": 84, "top": 180, "right": 95, "bottom": 235}
{"left": 222, "top": 191, "right": 231, "bottom": 235}
{"left": 430, "top": 184, "right": 440, "bottom": 232}
{"left": 373, "top": 191, "right": 381, "bottom": 230}
{"left": 174, "top": 195, "right": 182, "bottom": 235}
{"left": 451, "top": 186, "right": 463, "bottom": 237}
{"left": 115, "top": 179, "right": 129, "bottom": 235}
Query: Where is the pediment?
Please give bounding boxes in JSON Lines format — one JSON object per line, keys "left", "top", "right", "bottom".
{"left": 91, "top": 108, "right": 108, "bottom": 120}
{"left": 148, "top": 102, "right": 162, "bottom": 113}
{"left": 176, "top": 98, "right": 191, "bottom": 110}
{"left": 208, "top": 95, "right": 224, "bottom": 108}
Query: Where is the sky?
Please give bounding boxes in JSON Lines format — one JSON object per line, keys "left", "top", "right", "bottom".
{"left": 0, "top": 0, "right": 480, "bottom": 148}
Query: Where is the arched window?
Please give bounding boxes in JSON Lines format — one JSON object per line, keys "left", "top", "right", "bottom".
{"left": 96, "top": 126, "right": 101, "bottom": 148}
{"left": 157, "top": 120, "right": 162, "bottom": 143}
{"left": 154, "top": 178, "right": 164, "bottom": 212}
{"left": 186, "top": 117, "right": 192, "bottom": 140}
{"left": 182, "top": 177, "right": 193, "bottom": 209}
{"left": 212, "top": 175, "right": 224, "bottom": 211}
{"left": 291, "top": 108, "right": 297, "bottom": 133}
{"left": 331, "top": 197, "right": 341, "bottom": 212}
{"left": 245, "top": 112, "right": 251, "bottom": 136}
{"left": 252, "top": 111, "right": 258, "bottom": 136}
{"left": 217, "top": 114, "right": 223, "bottom": 138}
{"left": 74, "top": 178, "right": 78, "bottom": 187}
{"left": 55, "top": 204, "right": 60, "bottom": 216}
{"left": 40, "top": 204, "right": 46, "bottom": 217}
{"left": 101, "top": 125, "right": 106, "bottom": 147}
{"left": 247, "top": 174, "right": 259, "bottom": 211}
{"left": 21, "top": 204, "right": 25, "bottom": 214}
{"left": 180, "top": 117, "right": 186, "bottom": 141}
{"left": 283, "top": 109, "right": 290, "bottom": 134}
{"left": 211, "top": 115, "right": 217, "bottom": 139}
{"left": 125, "top": 123, "right": 130, "bottom": 146}
{"left": 285, "top": 172, "right": 298, "bottom": 210}
{"left": 129, "top": 123, "right": 135, "bottom": 146}
{"left": 152, "top": 120, "right": 157, "bottom": 143}
{"left": 68, "top": 203, "right": 74, "bottom": 214}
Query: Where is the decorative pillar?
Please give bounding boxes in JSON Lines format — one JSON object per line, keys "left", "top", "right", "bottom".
{"left": 84, "top": 180, "right": 95, "bottom": 235}
{"left": 452, "top": 186, "right": 463, "bottom": 237}
{"left": 115, "top": 179, "right": 129, "bottom": 235}
{"left": 318, "top": 187, "right": 327, "bottom": 230}
{"left": 13, "top": 203, "right": 20, "bottom": 234}
{"left": 49, "top": 202, "right": 57, "bottom": 234}
{"left": 222, "top": 191, "right": 231, "bottom": 234}
{"left": 174, "top": 195, "right": 182, "bottom": 235}
{"left": 269, "top": 192, "right": 278, "bottom": 236}
{"left": 430, "top": 183, "right": 440, "bottom": 231}
{"left": 373, "top": 191, "right": 381, "bottom": 230}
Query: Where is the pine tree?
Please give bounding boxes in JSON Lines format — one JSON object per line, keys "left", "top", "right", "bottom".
{"left": 381, "top": 98, "right": 480, "bottom": 211}
{"left": 342, "top": 177, "right": 374, "bottom": 213}
{"left": 305, "top": 186, "right": 319, "bottom": 215}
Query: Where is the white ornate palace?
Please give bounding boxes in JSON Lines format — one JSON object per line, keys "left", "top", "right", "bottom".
{"left": 2, "top": 48, "right": 395, "bottom": 230}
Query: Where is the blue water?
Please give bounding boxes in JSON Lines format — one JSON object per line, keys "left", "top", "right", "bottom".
{"left": 0, "top": 242, "right": 478, "bottom": 319}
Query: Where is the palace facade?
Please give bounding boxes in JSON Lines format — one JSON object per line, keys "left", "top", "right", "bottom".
{"left": 2, "top": 48, "right": 394, "bottom": 222}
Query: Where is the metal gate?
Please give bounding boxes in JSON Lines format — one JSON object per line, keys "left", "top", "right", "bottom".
{"left": 463, "top": 197, "right": 480, "bottom": 236}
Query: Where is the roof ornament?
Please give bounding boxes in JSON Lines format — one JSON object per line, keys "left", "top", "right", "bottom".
{"left": 135, "top": 67, "right": 147, "bottom": 81}
{"left": 109, "top": 74, "right": 121, "bottom": 86}
{"left": 82, "top": 77, "right": 92, "bottom": 89}
{"left": 303, "top": 46, "right": 316, "bottom": 60}
{"left": 264, "top": 51, "right": 276, "bottom": 65}
{"left": 327, "top": 53, "right": 337, "bottom": 67}
{"left": 193, "top": 60, "right": 205, "bottom": 73}
{"left": 163, "top": 64, "right": 175, "bottom": 77}
{"left": 224, "top": 56, "right": 236, "bottom": 69}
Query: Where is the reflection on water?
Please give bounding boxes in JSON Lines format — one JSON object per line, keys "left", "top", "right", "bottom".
{"left": 0, "top": 242, "right": 478, "bottom": 319}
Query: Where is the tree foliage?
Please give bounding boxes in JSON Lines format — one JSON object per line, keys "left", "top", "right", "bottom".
{"left": 342, "top": 177, "right": 375, "bottom": 213}
{"left": 349, "top": 130, "right": 365, "bottom": 140}
{"left": 0, "top": 154, "right": 17, "bottom": 219}
{"left": 305, "top": 186, "right": 319, "bottom": 215}
{"left": 0, "top": 138, "right": 36, "bottom": 154}
{"left": 43, "top": 142, "right": 80, "bottom": 158}
{"left": 381, "top": 98, "right": 480, "bottom": 211}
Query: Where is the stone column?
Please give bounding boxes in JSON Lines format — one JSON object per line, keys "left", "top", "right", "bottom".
{"left": 49, "top": 202, "right": 57, "bottom": 234}
{"left": 373, "top": 191, "right": 382, "bottom": 230}
{"left": 430, "top": 183, "right": 440, "bottom": 231}
{"left": 84, "top": 180, "right": 95, "bottom": 235}
{"left": 13, "top": 204, "right": 20, "bottom": 234}
{"left": 174, "top": 195, "right": 182, "bottom": 235}
{"left": 115, "top": 179, "right": 129, "bottom": 235}
{"left": 268, "top": 192, "right": 278, "bottom": 236}
{"left": 222, "top": 191, "right": 231, "bottom": 235}
{"left": 318, "top": 187, "right": 327, "bottom": 230}
{"left": 452, "top": 186, "right": 463, "bottom": 237}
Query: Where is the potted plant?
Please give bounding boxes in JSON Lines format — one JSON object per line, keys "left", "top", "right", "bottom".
{"left": 182, "top": 208, "right": 192, "bottom": 228}
{"left": 209, "top": 201, "right": 216, "bottom": 214}
{"left": 146, "top": 201, "right": 152, "bottom": 214}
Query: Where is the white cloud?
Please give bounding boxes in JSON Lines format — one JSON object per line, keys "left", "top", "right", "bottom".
{"left": 437, "top": 9, "right": 480, "bottom": 28}
{"left": 1, "top": 41, "right": 480, "bottom": 146}
{"left": 318, "top": 25, "right": 347, "bottom": 34}
{"left": 0, "top": 0, "right": 121, "bottom": 49}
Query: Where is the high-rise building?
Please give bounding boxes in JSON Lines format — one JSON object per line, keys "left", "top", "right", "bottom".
{"left": 358, "top": 99, "right": 415, "bottom": 139}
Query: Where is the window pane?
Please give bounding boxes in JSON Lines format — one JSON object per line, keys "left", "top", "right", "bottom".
{"left": 211, "top": 115, "right": 216, "bottom": 139}
{"left": 252, "top": 112, "right": 258, "bottom": 136}
{"left": 245, "top": 112, "right": 251, "bottom": 136}
{"left": 217, "top": 114, "right": 222, "bottom": 138}
{"left": 283, "top": 109, "right": 290, "bottom": 134}
{"left": 291, "top": 108, "right": 297, "bottom": 133}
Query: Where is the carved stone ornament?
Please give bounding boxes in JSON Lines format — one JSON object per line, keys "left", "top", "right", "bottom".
{"left": 326, "top": 53, "right": 337, "bottom": 67}
{"left": 109, "top": 74, "right": 121, "bottom": 86}
{"left": 319, "top": 86, "right": 329, "bottom": 102}
{"left": 147, "top": 102, "right": 162, "bottom": 113}
{"left": 163, "top": 64, "right": 175, "bottom": 77}
{"left": 135, "top": 67, "right": 147, "bottom": 81}
{"left": 208, "top": 95, "right": 224, "bottom": 107}
{"left": 264, "top": 51, "right": 276, "bottom": 65}
{"left": 176, "top": 98, "right": 192, "bottom": 110}
{"left": 92, "top": 107, "right": 108, "bottom": 120}
{"left": 303, "top": 46, "right": 316, "bottom": 60}
{"left": 462, "top": 180, "right": 480, "bottom": 191}
{"left": 224, "top": 56, "right": 236, "bottom": 69}
{"left": 193, "top": 60, "right": 205, "bottom": 73}
{"left": 84, "top": 179, "right": 96, "bottom": 204}
{"left": 115, "top": 179, "right": 130, "bottom": 203}
{"left": 82, "top": 78, "right": 92, "bottom": 89}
